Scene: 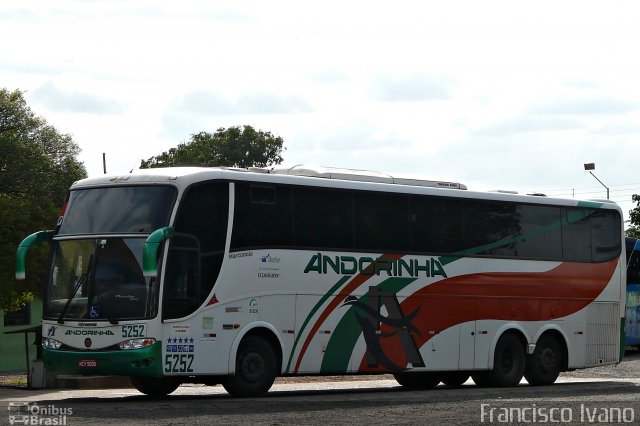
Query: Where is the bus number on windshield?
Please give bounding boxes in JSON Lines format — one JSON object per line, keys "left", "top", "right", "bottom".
{"left": 122, "top": 324, "right": 145, "bottom": 338}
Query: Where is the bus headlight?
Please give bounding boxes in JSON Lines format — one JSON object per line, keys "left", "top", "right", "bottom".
{"left": 42, "top": 337, "right": 62, "bottom": 349}
{"left": 118, "top": 338, "right": 156, "bottom": 350}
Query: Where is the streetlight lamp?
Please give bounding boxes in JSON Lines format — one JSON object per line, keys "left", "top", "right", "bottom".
{"left": 583, "top": 163, "right": 609, "bottom": 199}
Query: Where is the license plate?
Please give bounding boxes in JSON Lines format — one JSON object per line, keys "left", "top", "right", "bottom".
{"left": 78, "top": 359, "right": 98, "bottom": 368}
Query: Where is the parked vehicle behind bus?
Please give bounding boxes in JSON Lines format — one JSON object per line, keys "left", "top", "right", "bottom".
{"left": 625, "top": 237, "right": 640, "bottom": 349}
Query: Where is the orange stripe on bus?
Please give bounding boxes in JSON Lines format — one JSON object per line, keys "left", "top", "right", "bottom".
{"left": 357, "top": 258, "right": 619, "bottom": 373}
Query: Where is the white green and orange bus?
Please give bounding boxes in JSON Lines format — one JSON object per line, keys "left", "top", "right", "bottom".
{"left": 16, "top": 165, "right": 625, "bottom": 397}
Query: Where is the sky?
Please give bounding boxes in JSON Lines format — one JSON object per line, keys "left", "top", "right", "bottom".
{"left": 2, "top": 1, "right": 640, "bottom": 222}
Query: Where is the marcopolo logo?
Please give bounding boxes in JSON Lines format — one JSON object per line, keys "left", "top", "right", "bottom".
{"left": 64, "top": 329, "right": 114, "bottom": 336}
{"left": 304, "top": 253, "right": 447, "bottom": 278}
{"left": 228, "top": 251, "right": 253, "bottom": 259}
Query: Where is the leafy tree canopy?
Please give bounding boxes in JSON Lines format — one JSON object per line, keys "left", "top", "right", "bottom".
{"left": 627, "top": 194, "right": 640, "bottom": 239}
{"left": 0, "top": 88, "right": 87, "bottom": 312}
{"left": 140, "top": 125, "right": 285, "bottom": 169}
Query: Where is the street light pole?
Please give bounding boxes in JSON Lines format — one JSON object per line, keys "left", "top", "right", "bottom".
{"left": 583, "top": 163, "right": 609, "bottom": 199}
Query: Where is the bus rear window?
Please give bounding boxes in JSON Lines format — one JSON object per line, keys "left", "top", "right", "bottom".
{"left": 58, "top": 186, "right": 177, "bottom": 235}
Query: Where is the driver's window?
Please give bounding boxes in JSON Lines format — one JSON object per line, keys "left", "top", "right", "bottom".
{"left": 162, "top": 182, "right": 229, "bottom": 320}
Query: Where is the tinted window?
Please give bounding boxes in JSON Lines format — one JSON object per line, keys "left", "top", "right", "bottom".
{"left": 231, "top": 183, "right": 293, "bottom": 249}
{"left": 163, "top": 182, "right": 228, "bottom": 319}
{"left": 59, "top": 186, "right": 176, "bottom": 235}
{"left": 410, "top": 196, "right": 464, "bottom": 253}
{"left": 514, "top": 205, "right": 562, "bottom": 260}
{"left": 463, "top": 201, "right": 518, "bottom": 257}
{"left": 591, "top": 210, "right": 621, "bottom": 262}
{"left": 562, "top": 208, "right": 592, "bottom": 262}
{"left": 294, "top": 188, "right": 354, "bottom": 249}
{"left": 228, "top": 181, "right": 621, "bottom": 264}
{"left": 354, "top": 191, "right": 410, "bottom": 252}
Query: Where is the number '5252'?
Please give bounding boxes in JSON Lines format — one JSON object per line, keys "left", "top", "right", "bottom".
{"left": 122, "top": 324, "right": 145, "bottom": 338}
{"left": 164, "top": 354, "right": 194, "bottom": 373}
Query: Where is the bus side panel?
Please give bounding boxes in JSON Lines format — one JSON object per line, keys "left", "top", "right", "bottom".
{"left": 294, "top": 295, "right": 335, "bottom": 374}
{"left": 259, "top": 295, "right": 296, "bottom": 372}
{"left": 564, "top": 309, "right": 587, "bottom": 368}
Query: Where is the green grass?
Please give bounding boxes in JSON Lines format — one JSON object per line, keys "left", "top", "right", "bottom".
{"left": 0, "top": 375, "right": 27, "bottom": 386}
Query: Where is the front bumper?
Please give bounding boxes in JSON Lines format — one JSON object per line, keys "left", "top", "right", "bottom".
{"left": 43, "top": 341, "right": 163, "bottom": 377}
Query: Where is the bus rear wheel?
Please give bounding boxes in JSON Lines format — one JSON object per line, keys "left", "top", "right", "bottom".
{"left": 525, "top": 334, "right": 562, "bottom": 386}
{"left": 393, "top": 372, "right": 441, "bottom": 389}
{"left": 131, "top": 376, "right": 181, "bottom": 397}
{"left": 223, "top": 335, "right": 277, "bottom": 397}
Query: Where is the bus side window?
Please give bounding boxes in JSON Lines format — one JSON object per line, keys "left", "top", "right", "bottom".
{"left": 562, "top": 208, "right": 592, "bottom": 262}
{"left": 410, "top": 196, "right": 463, "bottom": 254}
{"left": 514, "top": 205, "right": 562, "bottom": 260}
{"left": 293, "top": 188, "right": 354, "bottom": 250}
{"left": 463, "top": 200, "right": 518, "bottom": 257}
{"left": 353, "top": 191, "right": 410, "bottom": 252}
{"left": 231, "top": 183, "right": 293, "bottom": 249}
{"left": 162, "top": 182, "right": 228, "bottom": 320}
{"left": 591, "top": 210, "right": 621, "bottom": 262}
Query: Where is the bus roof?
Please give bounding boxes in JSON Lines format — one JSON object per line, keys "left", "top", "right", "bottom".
{"left": 69, "top": 165, "right": 622, "bottom": 212}
{"left": 71, "top": 165, "right": 466, "bottom": 191}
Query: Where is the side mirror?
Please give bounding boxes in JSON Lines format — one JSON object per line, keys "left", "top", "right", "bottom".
{"left": 16, "top": 231, "right": 54, "bottom": 280}
{"left": 143, "top": 227, "right": 174, "bottom": 277}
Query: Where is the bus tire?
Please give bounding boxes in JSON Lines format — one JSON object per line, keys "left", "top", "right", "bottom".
{"left": 524, "top": 334, "right": 562, "bottom": 386}
{"left": 131, "top": 376, "right": 180, "bottom": 397}
{"left": 491, "top": 332, "right": 526, "bottom": 387}
{"left": 393, "top": 372, "right": 441, "bottom": 389}
{"left": 441, "top": 372, "right": 470, "bottom": 387}
{"left": 223, "top": 335, "right": 277, "bottom": 397}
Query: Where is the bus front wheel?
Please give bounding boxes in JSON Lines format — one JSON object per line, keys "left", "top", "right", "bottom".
{"left": 223, "top": 335, "right": 277, "bottom": 397}
{"left": 131, "top": 376, "right": 180, "bottom": 397}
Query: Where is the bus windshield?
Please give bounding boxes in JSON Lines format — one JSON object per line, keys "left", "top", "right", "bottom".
{"left": 45, "top": 237, "right": 159, "bottom": 321}
{"left": 45, "top": 184, "right": 176, "bottom": 321}
{"left": 58, "top": 185, "right": 176, "bottom": 235}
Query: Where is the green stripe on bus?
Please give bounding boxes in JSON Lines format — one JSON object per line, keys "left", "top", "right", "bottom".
{"left": 577, "top": 200, "right": 605, "bottom": 209}
{"left": 285, "top": 276, "right": 351, "bottom": 372}
{"left": 440, "top": 206, "right": 596, "bottom": 266}
{"left": 320, "top": 277, "right": 416, "bottom": 374}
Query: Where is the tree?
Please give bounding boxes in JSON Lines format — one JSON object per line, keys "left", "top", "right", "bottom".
{"left": 0, "top": 88, "right": 87, "bottom": 312}
{"left": 627, "top": 194, "right": 640, "bottom": 239}
{"left": 140, "top": 125, "right": 285, "bottom": 169}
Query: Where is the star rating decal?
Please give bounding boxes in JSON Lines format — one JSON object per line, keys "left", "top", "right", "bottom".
{"left": 165, "top": 336, "right": 196, "bottom": 353}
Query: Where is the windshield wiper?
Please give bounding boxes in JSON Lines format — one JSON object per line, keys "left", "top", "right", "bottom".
{"left": 57, "top": 254, "right": 94, "bottom": 324}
